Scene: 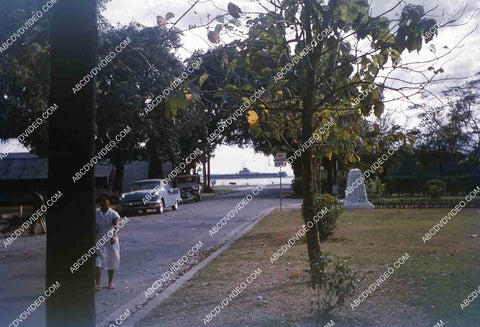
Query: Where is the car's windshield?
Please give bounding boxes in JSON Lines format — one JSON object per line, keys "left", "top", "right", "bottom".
{"left": 131, "top": 181, "right": 162, "bottom": 191}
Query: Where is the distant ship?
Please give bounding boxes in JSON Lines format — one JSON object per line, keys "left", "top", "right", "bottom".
{"left": 211, "top": 167, "right": 287, "bottom": 180}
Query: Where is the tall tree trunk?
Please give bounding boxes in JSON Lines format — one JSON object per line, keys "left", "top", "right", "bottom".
{"left": 47, "top": 1, "right": 97, "bottom": 326}
{"left": 113, "top": 161, "right": 125, "bottom": 194}
{"left": 148, "top": 156, "right": 163, "bottom": 179}
{"left": 302, "top": 0, "right": 321, "bottom": 271}
{"left": 333, "top": 159, "right": 339, "bottom": 196}
{"left": 316, "top": 156, "right": 323, "bottom": 194}
{"left": 202, "top": 153, "right": 207, "bottom": 190}
{"left": 326, "top": 158, "right": 333, "bottom": 194}
{"left": 292, "top": 156, "right": 303, "bottom": 178}
{"left": 207, "top": 152, "right": 211, "bottom": 187}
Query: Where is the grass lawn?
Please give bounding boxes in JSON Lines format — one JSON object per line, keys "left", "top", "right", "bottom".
{"left": 137, "top": 208, "right": 480, "bottom": 327}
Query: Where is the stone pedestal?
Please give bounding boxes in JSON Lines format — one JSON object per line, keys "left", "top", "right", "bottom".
{"left": 343, "top": 168, "right": 374, "bottom": 209}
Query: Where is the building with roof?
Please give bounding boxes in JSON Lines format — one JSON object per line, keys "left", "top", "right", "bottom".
{"left": 0, "top": 153, "right": 150, "bottom": 204}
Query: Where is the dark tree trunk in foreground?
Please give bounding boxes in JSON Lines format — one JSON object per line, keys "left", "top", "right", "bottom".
{"left": 47, "top": 1, "right": 97, "bottom": 326}
{"left": 302, "top": 0, "right": 321, "bottom": 270}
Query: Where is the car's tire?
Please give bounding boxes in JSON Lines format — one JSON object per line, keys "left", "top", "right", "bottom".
{"left": 172, "top": 201, "right": 178, "bottom": 210}
{"left": 156, "top": 200, "right": 164, "bottom": 214}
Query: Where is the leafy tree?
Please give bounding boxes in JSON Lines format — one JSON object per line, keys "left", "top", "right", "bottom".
{"left": 206, "top": 0, "right": 465, "bottom": 273}
{"left": 0, "top": 0, "right": 111, "bottom": 155}
{"left": 96, "top": 24, "right": 184, "bottom": 191}
{"left": 415, "top": 74, "right": 480, "bottom": 169}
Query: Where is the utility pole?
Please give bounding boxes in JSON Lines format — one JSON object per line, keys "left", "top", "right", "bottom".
{"left": 47, "top": 1, "right": 97, "bottom": 326}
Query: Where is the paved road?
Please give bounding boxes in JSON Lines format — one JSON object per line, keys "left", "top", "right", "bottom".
{"left": 0, "top": 184, "right": 300, "bottom": 327}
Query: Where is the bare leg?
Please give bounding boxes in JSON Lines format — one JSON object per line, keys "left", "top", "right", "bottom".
{"left": 108, "top": 270, "right": 115, "bottom": 288}
{"left": 95, "top": 267, "right": 102, "bottom": 289}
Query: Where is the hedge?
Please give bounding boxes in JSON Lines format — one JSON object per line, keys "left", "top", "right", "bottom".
{"left": 385, "top": 174, "right": 480, "bottom": 197}
{"left": 371, "top": 198, "right": 480, "bottom": 209}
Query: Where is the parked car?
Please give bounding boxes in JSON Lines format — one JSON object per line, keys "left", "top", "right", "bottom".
{"left": 118, "top": 179, "right": 181, "bottom": 215}
{"left": 174, "top": 174, "right": 202, "bottom": 202}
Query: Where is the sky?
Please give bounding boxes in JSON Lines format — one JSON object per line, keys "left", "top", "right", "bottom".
{"left": 103, "top": 0, "right": 480, "bottom": 173}
{"left": 2, "top": 0, "right": 479, "bottom": 174}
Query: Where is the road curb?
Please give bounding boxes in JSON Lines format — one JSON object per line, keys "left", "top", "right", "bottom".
{"left": 99, "top": 206, "right": 279, "bottom": 327}
{"left": 201, "top": 189, "right": 238, "bottom": 200}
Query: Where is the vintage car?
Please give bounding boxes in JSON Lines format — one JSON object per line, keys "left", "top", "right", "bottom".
{"left": 174, "top": 174, "right": 202, "bottom": 202}
{"left": 118, "top": 179, "right": 181, "bottom": 215}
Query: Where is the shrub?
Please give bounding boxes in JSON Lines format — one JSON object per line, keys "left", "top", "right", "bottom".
{"left": 427, "top": 179, "right": 446, "bottom": 198}
{"left": 364, "top": 176, "right": 386, "bottom": 198}
{"left": 310, "top": 253, "right": 357, "bottom": 316}
{"left": 291, "top": 177, "right": 303, "bottom": 196}
{"left": 313, "top": 194, "right": 344, "bottom": 241}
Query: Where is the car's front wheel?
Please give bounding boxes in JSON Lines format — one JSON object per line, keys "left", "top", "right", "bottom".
{"left": 156, "top": 200, "right": 164, "bottom": 214}
{"left": 172, "top": 201, "right": 178, "bottom": 210}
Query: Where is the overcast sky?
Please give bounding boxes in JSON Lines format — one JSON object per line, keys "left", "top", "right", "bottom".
{"left": 2, "top": 0, "right": 479, "bottom": 174}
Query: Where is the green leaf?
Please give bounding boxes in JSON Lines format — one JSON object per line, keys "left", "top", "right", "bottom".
{"left": 208, "top": 30, "right": 220, "bottom": 43}
{"left": 215, "top": 24, "right": 223, "bottom": 33}
{"left": 165, "top": 93, "right": 188, "bottom": 120}
{"left": 225, "top": 84, "right": 240, "bottom": 91}
{"left": 227, "top": 2, "right": 242, "bottom": 18}
{"left": 374, "top": 99, "right": 384, "bottom": 118}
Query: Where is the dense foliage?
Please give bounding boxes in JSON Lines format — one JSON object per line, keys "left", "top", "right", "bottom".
{"left": 365, "top": 176, "right": 386, "bottom": 198}
{"left": 427, "top": 179, "right": 447, "bottom": 198}
{"left": 313, "top": 194, "right": 344, "bottom": 241}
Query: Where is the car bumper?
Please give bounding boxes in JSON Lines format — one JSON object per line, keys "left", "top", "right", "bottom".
{"left": 118, "top": 200, "right": 161, "bottom": 210}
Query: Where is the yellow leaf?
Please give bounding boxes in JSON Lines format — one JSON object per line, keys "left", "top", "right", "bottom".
{"left": 327, "top": 151, "right": 332, "bottom": 160}
{"left": 356, "top": 155, "right": 361, "bottom": 162}
{"left": 247, "top": 110, "right": 259, "bottom": 127}
{"left": 199, "top": 73, "right": 209, "bottom": 87}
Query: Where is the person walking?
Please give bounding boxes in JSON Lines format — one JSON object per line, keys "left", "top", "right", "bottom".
{"left": 95, "top": 193, "right": 121, "bottom": 291}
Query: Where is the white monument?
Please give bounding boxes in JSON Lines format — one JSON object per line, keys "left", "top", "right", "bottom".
{"left": 343, "top": 168, "right": 374, "bottom": 209}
